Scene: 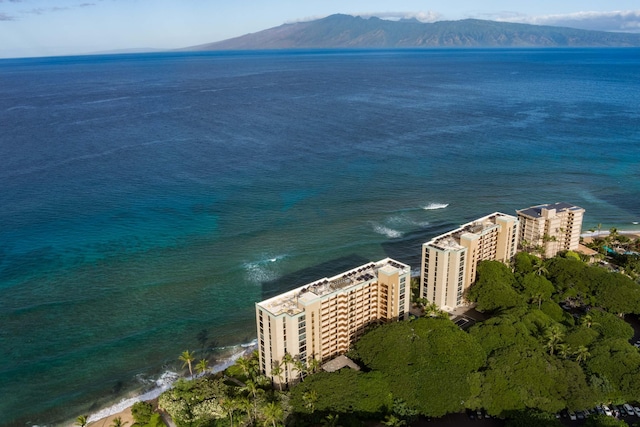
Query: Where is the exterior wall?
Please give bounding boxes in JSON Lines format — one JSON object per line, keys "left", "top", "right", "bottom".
{"left": 516, "top": 203, "right": 585, "bottom": 258}
{"left": 495, "top": 215, "right": 519, "bottom": 261}
{"left": 421, "top": 244, "right": 466, "bottom": 308}
{"left": 420, "top": 212, "right": 519, "bottom": 310}
{"left": 256, "top": 258, "right": 410, "bottom": 386}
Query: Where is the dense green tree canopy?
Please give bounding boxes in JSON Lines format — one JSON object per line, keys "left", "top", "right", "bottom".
{"left": 592, "top": 272, "right": 640, "bottom": 315}
{"left": 353, "top": 317, "right": 486, "bottom": 417}
{"left": 290, "top": 369, "right": 391, "bottom": 416}
{"left": 158, "top": 377, "right": 227, "bottom": 427}
{"left": 467, "top": 261, "right": 523, "bottom": 312}
{"left": 481, "top": 345, "right": 570, "bottom": 414}
{"left": 519, "top": 273, "right": 554, "bottom": 308}
{"left": 585, "top": 414, "right": 628, "bottom": 427}
{"left": 159, "top": 253, "right": 640, "bottom": 427}
{"left": 513, "top": 252, "right": 537, "bottom": 276}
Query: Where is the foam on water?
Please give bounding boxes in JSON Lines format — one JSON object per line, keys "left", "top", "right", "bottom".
{"left": 85, "top": 341, "right": 258, "bottom": 424}
{"left": 372, "top": 223, "right": 403, "bottom": 239}
{"left": 384, "top": 214, "right": 430, "bottom": 231}
{"left": 423, "top": 203, "right": 449, "bottom": 211}
{"left": 243, "top": 255, "right": 287, "bottom": 284}
{"left": 3, "top": 49, "right": 640, "bottom": 426}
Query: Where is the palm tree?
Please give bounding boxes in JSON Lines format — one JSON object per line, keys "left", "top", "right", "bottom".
{"left": 179, "top": 350, "right": 195, "bottom": 378}
{"left": 261, "top": 401, "right": 284, "bottom": 427}
{"left": 532, "top": 292, "right": 544, "bottom": 309}
{"left": 545, "top": 325, "right": 564, "bottom": 356}
{"left": 574, "top": 345, "right": 591, "bottom": 364}
{"left": 302, "top": 390, "right": 318, "bottom": 413}
{"left": 557, "top": 343, "right": 571, "bottom": 360}
{"left": 221, "top": 397, "right": 239, "bottom": 427}
{"left": 414, "top": 297, "right": 429, "bottom": 310}
{"left": 241, "top": 378, "right": 265, "bottom": 421}
{"left": 294, "top": 357, "right": 307, "bottom": 382}
{"left": 271, "top": 360, "right": 284, "bottom": 391}
{"left": 241, "top": 378, "right": 261, "bottom": 399}
{"left": 581, "top": 313, "right": 598, "bottom": 329}
{"left": 307, "top": 355, "right": 321, "bottom": 374}
{"left": 382, "top": 414, "right": 406, "bottom": 427}
{"left": 237, "top": 356, "right": 256, "bottom": 380}
{"left": 282, "top": 353, "right": 295, "bottom": 385}
{"left": 110, "top": 417, "right": 128, "bottom": 427}
{"left": 533, "top": 262, "right": 549, "bottom": 277}
{"left": 75, "top": 415, "right": 88, "bottom": 427}
{"left": 423, "top": 302, "right": 443, "bottom": 317}
{"left": 196, "top": 358, "right": 208, "bottom": 376}
{"left": 321, "top": 414, "right": 341, "bottom": 427}
{"left": 236, "top": 397, "right": 252, "bottom": 425}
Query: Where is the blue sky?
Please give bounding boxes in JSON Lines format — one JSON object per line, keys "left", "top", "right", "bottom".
{"left": 1, "top": 0, "right": 639, "bottom": 58}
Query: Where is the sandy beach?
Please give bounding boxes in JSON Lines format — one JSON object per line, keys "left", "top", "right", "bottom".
{"left": 86, "top": 407, "right": 134, "bottom": 427}
{"left": 581, "top": 229, "right": 640, "bottom": 244}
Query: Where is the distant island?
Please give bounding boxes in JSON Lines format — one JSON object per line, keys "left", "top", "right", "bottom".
{"left": 184, "top": 14, "right": 640, "bottom": 51}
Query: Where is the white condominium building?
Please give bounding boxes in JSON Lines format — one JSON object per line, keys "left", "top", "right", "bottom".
{"left": 516, "top": 202, "right": 585, "bottom": 258}
{"left": 255, "top": 258, "right": 411, "bottom": 386}
{"left": 420, "top": 212, "right": 519, "bottom": 310}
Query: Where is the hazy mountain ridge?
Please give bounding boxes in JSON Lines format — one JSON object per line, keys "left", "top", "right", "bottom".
{"left": 186, "top": 14, "right": 640, "bottom": 50}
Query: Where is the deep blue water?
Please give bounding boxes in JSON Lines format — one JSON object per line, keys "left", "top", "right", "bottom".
{"left": 0, "top": 48, "right": 639, "bottom": 426}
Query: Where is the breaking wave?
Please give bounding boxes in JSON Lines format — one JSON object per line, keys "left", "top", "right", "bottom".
{"left": 372, "top": 224, "right": 403, "bottom": 239}
{"left": 423, "top": 203, "right": 449, "bottom": 210}
{"left": 243, "top": 255, "right": 287, "bottom": 284}
{"left": 86, "top": 341, "right": 257, "bottom": 424}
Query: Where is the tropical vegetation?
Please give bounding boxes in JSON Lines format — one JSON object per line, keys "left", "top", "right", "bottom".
{"left": 115, "top": 249, "right": 640, "bottom": 426}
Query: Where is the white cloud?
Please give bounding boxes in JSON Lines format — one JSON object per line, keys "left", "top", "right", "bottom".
{"left": 358, "top": 11, "right": 442, "bottom": 23}
{"left": 287, "top": 12, "right": 442, "bottom": 25}
{"left": 490, "top": 10, "right": 640, "bottom": 33}
{"left": 286, "top": 14, "right": 329, "bottom": 24}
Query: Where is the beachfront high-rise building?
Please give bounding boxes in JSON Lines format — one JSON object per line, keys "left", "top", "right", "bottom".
{"left": 420, "top": 213, "right": 519, "bottom": 310}
{"left": 255, "top": 258, "right": 411, "bottom": 386}
{"left": 516, "top": 202, "right": 585, "bottom": 258}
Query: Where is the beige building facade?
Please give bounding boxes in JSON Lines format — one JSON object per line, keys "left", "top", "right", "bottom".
{"left": 420, "top": 212, "right": 519, "bottom": 310}
{"left": 516, "top": 202, "right": 585, "bottom": 258}
{"left": 255, "top": 258, "right": 411, "bottom": 385}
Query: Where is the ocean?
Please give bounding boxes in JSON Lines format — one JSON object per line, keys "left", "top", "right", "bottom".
{"left": 0, "top": 48, "right": 639, "bottom": 426}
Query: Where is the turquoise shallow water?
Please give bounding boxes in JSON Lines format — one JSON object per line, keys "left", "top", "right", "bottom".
{"left": 0, "top": 49, "right": 639, "bottom": 426}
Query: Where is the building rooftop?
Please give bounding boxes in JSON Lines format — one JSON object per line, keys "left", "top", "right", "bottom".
{"left": 425, "top": 212, "right": 515, "bottom": 250}
{"left": 257, "top": 258, "right": 410, "bottom": 317}
{"left": 517, "top": 202, "right": 584, "bottom": 218}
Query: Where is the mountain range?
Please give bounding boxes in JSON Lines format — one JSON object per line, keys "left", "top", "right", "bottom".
{"left": 185, "top": 14, "right": 640, "bottom": 50}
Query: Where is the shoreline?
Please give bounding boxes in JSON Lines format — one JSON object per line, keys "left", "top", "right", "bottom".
{"left": 80, "top": 230, "right": 640, "bottom": 426}
{"left": 81, "top": 341, "right": 257, "bottom": 427}
{"left": 581, "top": 229, "right": 640, "bottom": 244}
{"left": 581, "top": 229, "right": 640, "bottom": 238}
